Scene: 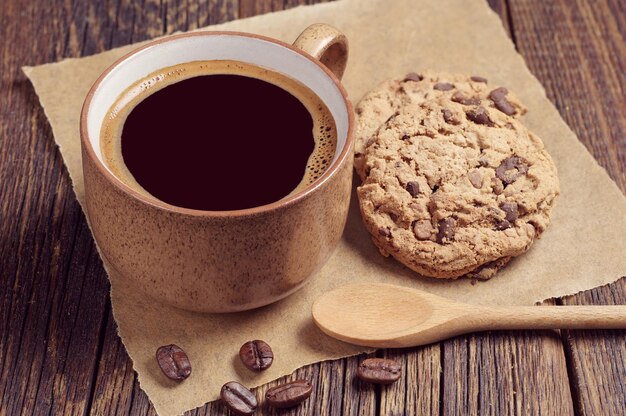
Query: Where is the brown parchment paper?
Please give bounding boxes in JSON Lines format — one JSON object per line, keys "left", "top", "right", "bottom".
{"left": 23, "top": 0, "right": 626, "bottom": 414}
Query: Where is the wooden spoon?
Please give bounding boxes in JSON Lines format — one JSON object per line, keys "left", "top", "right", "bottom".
{"left": 312, "top": 283, "right": 626, "bottom": 348}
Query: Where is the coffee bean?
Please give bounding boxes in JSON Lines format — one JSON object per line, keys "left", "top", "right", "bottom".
{"left": 405, "top": 181, "right": 420, "bottom": 197}
{"left": 451, "top": 92, "right": 481, "bottom": 106}
{"left": 466, "top": 106, "right": 494, "bottom": 126}
{"left": 265, "top": 380, "right": 313, "bottom": 409}
{"left": 220, "top": 381, "right": 258, "bottom": 415}
{"left": 403, "top": 72, "right": 423, "bottom": 82}
{"left": 489, "top": 87, "right": 517, "bottom": 115}
{"left": 357, "top": 358, "right": 401, "bottom": 385}
{"left": 495, "top": 156, "right": 529, "bottom": 185}
{"left": 156, "top": 344, "right": 191, "bottom": 381}
{"left": 239, "top": 340, "right": 273, "bottom": 372}
{"left": 437, "top": 217, "right": 456, "bottom": 244}
{"left": 471, "top": 75, "right": 488, "bottom": 83}
{"left": 500, "top": 202, "right": 519, "bottom": 222}
{"left": 442, "top": 109, "right": 460, "bottom": 125}
{"left": 434, "top": 82, "right": 454, "bottom": 91}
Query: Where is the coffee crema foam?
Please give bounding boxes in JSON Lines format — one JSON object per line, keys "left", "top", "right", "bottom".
{"left": 100, "top": 60, "right": 337, "bottom": 208}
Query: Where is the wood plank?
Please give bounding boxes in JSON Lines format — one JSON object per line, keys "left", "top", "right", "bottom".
{"left": 239, "top": 0, "right": 297, "bottom": 18}
{"left": 508, "top": 0, "right": 626, "bottom": 191}
{"left": 0, "top": 0, "right": 112, "bottom": 414}
{"left": 441, "top": 327, "right": 574, "bottom": 415}
{"left": 561, "top": 278, "right": 626, "bottom": 416}
{"left": 87, "top": 312, "right": 135, "bottom": 415}
{"left": 507, "top": 1, "right": 626, "bottom": 415}
{"left": 379, "top": 346, "right": 441, "bottom": 416}
{"left": 239, "top": 0, "right": 330, "bottom": 19}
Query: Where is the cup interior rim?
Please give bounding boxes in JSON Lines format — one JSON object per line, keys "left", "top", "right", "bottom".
{"left": 80, "top": 30, "right": 354, "bottom": 218}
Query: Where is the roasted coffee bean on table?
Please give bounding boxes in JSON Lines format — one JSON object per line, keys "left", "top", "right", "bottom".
{"left": 220, "top": 381, "right": 258, "bottom": 415}
{"left": 155, "top": 344, "right": 191, "bottom": 381}
{"left": 239, "top": 339, "right": 273, "bottom": 372}
{"left": 265, "top": 380, "right": 313, "bottom": 409}
{"left": 357, "top": 358, "right": 402, "bottom": 385}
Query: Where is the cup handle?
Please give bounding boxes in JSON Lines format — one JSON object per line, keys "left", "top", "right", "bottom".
{"left": 292, "top": 23, "right": 349, "bottom": 81}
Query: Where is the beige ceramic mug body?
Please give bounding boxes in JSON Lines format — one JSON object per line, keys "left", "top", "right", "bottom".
{"left": 81, "top": 25, "right": 353, "bottom": 313}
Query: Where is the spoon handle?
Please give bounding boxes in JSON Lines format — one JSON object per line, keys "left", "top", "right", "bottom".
{"left": 471, "top": 305, "right": 626, "bottom": 331}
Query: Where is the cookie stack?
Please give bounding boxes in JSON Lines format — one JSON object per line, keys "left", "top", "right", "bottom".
{"left": 355, "top": 72, "right": 559, "bottom": 279}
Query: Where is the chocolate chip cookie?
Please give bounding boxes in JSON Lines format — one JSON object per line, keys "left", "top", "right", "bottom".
{"left": 354, "top": 72, "right": 526, "bottom": 180}
{"left": 356, "top": 73, "right": 559, "bottom": 279}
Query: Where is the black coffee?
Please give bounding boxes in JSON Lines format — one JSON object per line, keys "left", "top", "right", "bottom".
{"left": 101, "top": 60, "right": 337, "bottom": 211}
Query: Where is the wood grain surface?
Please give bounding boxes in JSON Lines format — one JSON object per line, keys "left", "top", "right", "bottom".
{"left": 1, "top": 0, "right": 624, "bottom": 415}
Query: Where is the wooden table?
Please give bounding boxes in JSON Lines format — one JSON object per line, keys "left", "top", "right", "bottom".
{"left": 1, "top": 0, "right": 624, "bottom": 414}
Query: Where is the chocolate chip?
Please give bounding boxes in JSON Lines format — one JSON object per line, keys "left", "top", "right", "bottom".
{"left": 405, "top": 181, "right": 420, "bottom": 197}
{"left": 436, "top": 218, "right": 456, "bottom": 244}
{"left": 468, "top": 170, "right": 483, "bottom": 188}
{"left": 401, "top": 134, "right": 410, "bottom": 140}
{"left": 434, "top": 82, "right": 454, "bottom": 91}
{"left": 495, "top": 156, "right": 529, "bottom": 185}
{"left": 466, "top": 106, "right": 494, "bottom": 126}
{"left": 495, "top": 219, "right": 512, "bottom": 230}
{"left": 489, "top": 87, "right": 517, "bottom": 115}
{"left": 156, "top": 344, "right": 192, "bottom": 381}
{"left": 442, "top": 109, "right": 460, "bottom": 125}
{"left": 389, "top": 212, "right": 399, "bottom": 222}
{"left": 239, "top": 340, "right": 273, "bottom": 372}
{"left": 489, "top": 87, "right": 507, "bottom": 100}
{"left": 471, "top": 76, "right": 488, "bottom": 83}
{"left": 500, "top": 202, "right": 519, "bottom": 222}
{"left": 379, "top": 227, "right": 391, "bottom": 237}
{"left": 403, "top": 72, "right": 424, "bottom": 82}
{"left": 413, "top": 220, "right": 434, "bottom": 240}
{"left": 451, "top": 92, "right": 481, "bottom": 106}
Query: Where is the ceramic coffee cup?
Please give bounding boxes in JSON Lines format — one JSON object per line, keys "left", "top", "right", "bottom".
{"left": 80, "top": 24, "right": 353, "bottom": 312}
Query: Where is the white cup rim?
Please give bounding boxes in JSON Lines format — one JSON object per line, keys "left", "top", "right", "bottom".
{"left": 80, "top": 30, "right": 354, "bottom": 218}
